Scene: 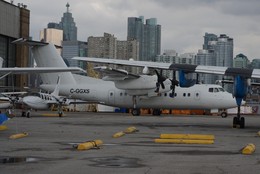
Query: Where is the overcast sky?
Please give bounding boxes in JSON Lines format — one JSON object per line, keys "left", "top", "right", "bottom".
{"left": 15, "top": 0, "right": 260, "bottom": 60}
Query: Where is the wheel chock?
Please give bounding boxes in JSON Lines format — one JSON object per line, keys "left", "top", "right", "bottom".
{"left": 154, "top": 138, "right": 214, "bottom": 144}
{"left": 0, "top": 125, "right": 7, "bottom": 131}
{"left": 9, "top": 132, "right": 28, "bottom": 139}
{"left": 241, "top": 143, "right": 256, "bottom": 155}
{"left": 76, "top": 140, "right": 103, "bottom": 150}
{"left": 113, "top": 131, "right": 125, "bottom": 138}
{"left": 124, "top": 127, "right": 138, "bottom": 134}
{"left": 160, "top": 134, "right": 215, "bottom": 140}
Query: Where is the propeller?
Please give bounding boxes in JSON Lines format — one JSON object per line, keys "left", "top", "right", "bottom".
{"left": 154, "top": 69, "right": 166, "bottom": 93}
{"left": 169, "top": 71, "right": 179, "bottom": 97}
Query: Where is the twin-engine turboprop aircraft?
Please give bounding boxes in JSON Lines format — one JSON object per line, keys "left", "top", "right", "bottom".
{"left": 12, "top": 39, "right": 241, "bottom": 126}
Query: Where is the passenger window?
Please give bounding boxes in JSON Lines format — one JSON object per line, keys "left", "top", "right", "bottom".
{"left": 110, "top": 92, "right": 113, "bottom": 96}
{"left": 120, "top": 92, "right": 123, "bottom": 96}
{"left": 183, "top": 93, "right": 186, "bottom": 97}
{"left": 214, "top": 88, "right": 219, "bottom": 92}
{"left": 188, "top": 93, "right": 190, "bottom": 97}
{"left": 164, "top": 93, "right": 167, "bottom": 97}
{"left": 209, "top": 88, "right": 213, "bottom": 92}
{"left": 196, "top": 93, "right": 199, "bottom": 97}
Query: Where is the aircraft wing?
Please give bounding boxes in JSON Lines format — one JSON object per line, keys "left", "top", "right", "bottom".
{"left": 93, "top": 66, "right": 140, "bottom": 81}
{"left": 169, "top": 64, "right": 260, "bottom": 79}
{"left": 73, "top": 57, "right": 170, "bottom": 70}
{"left": 0, "top": 67, "right": 84, "bottom": 74}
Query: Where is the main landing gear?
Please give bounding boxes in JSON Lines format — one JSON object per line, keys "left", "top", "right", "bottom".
{"left": 21, "top": 111, "right": 30, "bottom": 118}
{"left": 233, "top": 105, "right": 245, "bottom": 128}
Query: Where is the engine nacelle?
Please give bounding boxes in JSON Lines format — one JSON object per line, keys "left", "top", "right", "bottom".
{"left": 115, "top": 75, "right": 172, "bottom": 96}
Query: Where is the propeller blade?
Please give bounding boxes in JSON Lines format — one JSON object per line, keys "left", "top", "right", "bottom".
{"left": 154, "top": 69, "right": 167, "bottom": 93}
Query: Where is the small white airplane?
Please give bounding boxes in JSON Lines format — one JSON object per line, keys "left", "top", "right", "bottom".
{"left": 20, "top": 75, "right": 65, "bottom": 117}
{"left": 12, "top": 39, "right": 240, "bottom": 124}
{"left": 0, "top": 78, "right": 84, "bottom": 117}
{"left": 0, "top": 54, "right": 84, "bottom": 116}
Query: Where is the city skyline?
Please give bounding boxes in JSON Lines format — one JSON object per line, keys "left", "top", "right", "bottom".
{"left": 14, "top": 0, "right": 260, "bottom": 60}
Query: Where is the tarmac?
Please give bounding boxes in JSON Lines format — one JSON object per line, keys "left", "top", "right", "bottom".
{"left": 1, "top": 111, "right": 260, "bottom": 174}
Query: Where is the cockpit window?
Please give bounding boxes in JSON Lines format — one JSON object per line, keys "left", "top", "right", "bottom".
{"left": 209, "top": 87, "right": 224, "bottom": 93}
{"left": 218, "top": 88, "right": 225, "bottom": 92}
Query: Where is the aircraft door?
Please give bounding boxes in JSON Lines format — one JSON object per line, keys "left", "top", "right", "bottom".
{"left": 108, "top": 90, "right": 115, "bottom": 105}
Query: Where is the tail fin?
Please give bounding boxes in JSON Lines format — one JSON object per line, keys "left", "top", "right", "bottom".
{"left": 32, "top": 43, "right": 76, "bottom": 85}
{"left": 51, "top": 75, "right": 61, "bottom": 97}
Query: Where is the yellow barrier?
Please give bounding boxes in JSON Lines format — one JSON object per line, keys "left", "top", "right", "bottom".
{"left": 9, "top": 132, "right": 28, "bottom": 139}
{"left": 0, "top": 125, "right": 7, "bottom": 131}
{"left": 155, "top": 138, "right": 214, "bottom": 144}
{"left": 124, "top": 127, "right": 138, "bottom": 134}
{"left": 241, "top": 143, "right": 256, "bottom": 155}
{"left": 113, "top": 131, "right": 125, "bottom": 138}
{"left": 160, "top": 134, "right": 215, "bottom": 140}
{"left": 77, "top": 140, "right": 103, "bottom": 150}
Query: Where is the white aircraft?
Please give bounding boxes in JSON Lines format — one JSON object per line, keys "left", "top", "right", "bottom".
{"left": 0, "top": 53, "right": 84, "bottom": 115}
{"left": 20, "top": 75, "right": 65, "bottom": 117}
{"left": 13, "top": 39, "right": 240, "bottom": 124}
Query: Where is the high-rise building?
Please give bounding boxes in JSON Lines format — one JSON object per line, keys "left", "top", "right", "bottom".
{"left": 40, "top": 28, "right": 63, "bottom": 54}
{"left": 0, "top": 0, "right": 29, "bottom": 88}
{"left": 88, "top": 33, "right": 117, "bottom": 58}
{"left": 251, "top": 59, "right": 260, "bottom": 69}
{"left": 197, "top": 33, "right": 233, "bottom": 86}
{"left": 62, "top": 40, "right": 87, "bottom": 69}
{"left": 59, "top": 3, "right": 77, "bottom": 41}
{"left": 127, "top": 16, "right": 161, "bottom": 61}
{"left": 233, "top": 54, "right": 250, "bottom": 68}
{"left": 196, "top": 49, "right": 216, "bottom": 84}
{"left": 203, "top": 33, "right": 218, "bottom": 50}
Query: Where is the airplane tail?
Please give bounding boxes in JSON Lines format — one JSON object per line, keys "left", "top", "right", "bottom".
{"left": 12, "top": 38, "right": 76, "bottom": 85}
{"left": 32, "top": 43, "right": 76, "bottom": 85}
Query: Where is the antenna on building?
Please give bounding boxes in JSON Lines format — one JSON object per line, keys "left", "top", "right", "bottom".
{"left": 10, "top": 0, "right": 14, "bottom": 4}
{"left": 66, "top": 2, "right": 70, "bottom": 13}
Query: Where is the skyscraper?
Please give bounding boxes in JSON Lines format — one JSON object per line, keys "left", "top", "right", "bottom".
{"left": 127, "top": 16, "right": 161, "bottom": 61}
{"left": 59, "top": 3, "right": 77, "bottom": 41}
{"left": 197, "top": 33, "right": 234, "bottom": 86}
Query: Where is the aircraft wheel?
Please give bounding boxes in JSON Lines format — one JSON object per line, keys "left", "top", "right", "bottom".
{"left": 240, "top": 117, "right": 245, "bottom": 128}
{"left": 21, "top": 111, "right": 26, "bottom": 117}
{"left": 132, "top": 109, "right": 140, "bottom": 116}
{"left": 58, "top": 112, "right": 63, "bottom": 117}
{"left": 220, "top": 112, "right": 228, "bottom": 118}
{"left": 26, "top": 112, "right": 30, "bottom": 118}
{"left": 233, "top": 117, "right": 238, "bottom": 128}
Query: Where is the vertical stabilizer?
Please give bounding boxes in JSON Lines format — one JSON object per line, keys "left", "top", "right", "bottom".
{"left": 32, "top": 44, "right": 76, "bottom": 85}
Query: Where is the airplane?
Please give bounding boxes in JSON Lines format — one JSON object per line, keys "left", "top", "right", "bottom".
{"left": 0, "top": 55, "right": 84, "bottom": 116}
{"left": 73, "top": 57, "right": 260, "bottom": 128}
{"left": 12, "top": 39, "right": 240, "bottom": 125}
{"left": 0, "top": 75, "right": 85, "bottom": 117}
